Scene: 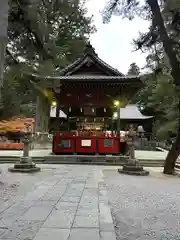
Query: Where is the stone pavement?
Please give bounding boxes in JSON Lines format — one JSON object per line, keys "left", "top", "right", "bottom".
{"left": 0, "top": 165, "right": 116, "bottom": 240}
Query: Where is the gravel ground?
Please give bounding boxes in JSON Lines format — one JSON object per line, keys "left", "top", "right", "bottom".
{"left": 103, "top": 168, "right": 180, "bottom": 240}
{"left": 0, "top": 164, "right": 57, "bottom": 213}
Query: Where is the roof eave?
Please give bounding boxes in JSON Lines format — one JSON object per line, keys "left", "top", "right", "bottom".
{"left": 120, "top": 116, "right": 154, "bottom": 120}
{"left": 59, "top": 44, "right": 124, "bottom": 77}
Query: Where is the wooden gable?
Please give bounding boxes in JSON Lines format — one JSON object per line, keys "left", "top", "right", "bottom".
{"left": 59, "top": 43, "right": 124, "bottom": 77}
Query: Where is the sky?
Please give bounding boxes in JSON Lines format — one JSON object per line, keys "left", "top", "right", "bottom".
{"left": 86, "top": 0, "right": 150, "bottom": 74}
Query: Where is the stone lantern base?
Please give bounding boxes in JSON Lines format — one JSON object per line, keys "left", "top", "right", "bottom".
{"left": 8, "top": 157, "right": 41, "bottom": 173}
{"left": 118, "top": 158, "right": 149, "bottom": 176}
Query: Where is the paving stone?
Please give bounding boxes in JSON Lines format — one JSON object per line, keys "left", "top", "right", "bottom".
{"left": 85, "top": 184, "right": 99, "bottom": 188}
{"left": 69, "top": 183, "right": 85, "bottom": 188}
{"left": 64, "top": 190, "right": 83, "bottom": 197}
{"left": 43, "top": 209, "right": 75, "bottom": 228}
{"left": 99, "top": 196, "right": 108, "bottom": 203}
{"left": 61, "top": 196, "right": 80, "bottom": 203}
{"left": 73, "top": 215, "right": 99, "bottom": 228}
{"left": 23, "top": 189, "right": 47, "bottom": 201}
{"left": 79, "top": 202, "right": 98, "bottom": 209}
{"left": 0, "top": 220, "right": 43, "bottom": 239}
{"left": 0, "top": 201, "right": 14, "bottom": 215}
{"left": 32, "top": 200, "right": 57, "bottom": 207}
{"left": 72, "top": 180, "right": 86, "bottom": 184}
{"left": 40, "top": 194, "right": 62, "bottom": 201}
{"left": 0, "top": 228, "right": 6, "bottom": 236}
{"left": 100, "top": 231, "right": 117, "bottom": 240}
{"left": 55, "top": 201, "right": 79, "bottom": 209}
{"left": 79, "top": 195, "right": 98, "bottom": 204}
{"left": 99, "top": 202, "right": 113, "bottom": 221}
{"left": 41, "top": 180, "right": 59, "bottom": 186}
{"left": 100, "top": 222, "right": 115, "bottom": 231}
{"left": 0, "top": 205, "right": 29, "bottom": 224}
{"left": 68, "top": 228, "right": 99, "bottom": 240}
{"left": 40, "top": 189, "right": 66, "bottom": 201}
{"left": 76, "top": 207, "right": 99, "bottom": 217}
{"left": 47, "top": 189, "right": 67, "bottom": 194}
{"left": 81, "top": 193, "right": 98, "bottom": 199}
{"left": 19, "top": 206, "right": 53, "bottom": 221}
{"left": 49, "top": 187, "right": 67, "bottom": 193}
{"left": 33, "top": 228, "right": 70, "bottom": 240}
{"left": 58, "top": 179, "right": 74, "bottom": 184}
{"left": 13, "top": 200, "right": 36, "bottom": 209}
{"left": 73, "top": 177, "right": 87, "bottom": 181}
{"left": 99, "top": 202, "right": 113, "bottom": 231}
{"left": 0, "top": 165, "right": 117, "bottom": 240}
{"left": 0, "top": 221, "right": 9, "bottom": 229}
{"left": 83, "top": 188, "right": 99, "bottom": 194}
{"left": 80, "top": 198, "right": 98, "bottom": 204}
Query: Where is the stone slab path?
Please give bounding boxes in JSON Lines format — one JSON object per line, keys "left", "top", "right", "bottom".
{"left": 0, "top": 165, "right": 116, "bottom": 240}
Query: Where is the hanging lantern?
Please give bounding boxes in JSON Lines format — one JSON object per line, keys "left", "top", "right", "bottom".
{"left": 104, "top": 108, "right": 106, "bottom": 112}
{"left": 80, "top": 108, "right": 82, "bottom": 112}
{"left": 52, "top": 100, "right": 57, "bottom": 107}
{"left": 69, "top": 107, "right": 71, "bottom": 112}
{"left": 92, "top": 108, "right": 95, "bottom": 112}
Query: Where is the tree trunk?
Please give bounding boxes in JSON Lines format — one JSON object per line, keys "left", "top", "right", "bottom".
{"left": 164, "top": 98, "right": 180, "bottom": 174}
{"left": 147, "top": 0, "right": 180, "bottom": 174}
{"left": 0, "top": 0, "right": 9, "bottom": 180}
{"left": 163, "top": 129, "right": 180, "bottom": 174}
{"left": 0, "top": 0, "right": 9, "bottom": 87}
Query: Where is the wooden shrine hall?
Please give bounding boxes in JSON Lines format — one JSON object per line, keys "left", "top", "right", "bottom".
{"left": 32, "top": 43, "right": 143, "bottom": 155}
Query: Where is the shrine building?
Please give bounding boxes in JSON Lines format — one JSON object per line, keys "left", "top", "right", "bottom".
{"left": 32, "top": 44, "right": 143, "bottom": 132}
{"left": 31, "top": 43, "right": 144, "bottom": 155}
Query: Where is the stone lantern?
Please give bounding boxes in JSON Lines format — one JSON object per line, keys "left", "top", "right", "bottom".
{"left": 8, "top": 125, "right": 40, "bottom": 173}
{"left": 118, "top": 125, "right": 149, "bottom": 176}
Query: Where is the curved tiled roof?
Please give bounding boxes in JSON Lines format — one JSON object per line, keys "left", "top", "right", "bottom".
{"left": 59, "top": 43, "right": 124, "bottom": 76}
{"left": 30, "top": 74, "right": 142, "bottom": 88}
{"left": 28, "top": 42, "right": 143, "bottom": 89}
{"left": 50, "top": 104, "right": 153, "bottom": 120}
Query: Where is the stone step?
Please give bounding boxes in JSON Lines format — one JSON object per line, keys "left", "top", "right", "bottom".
{"left": 0, "top": 155, "right": 164, "bottom": 167}
{"left": 0, "top": 156, "right": 44, "bottom": 163}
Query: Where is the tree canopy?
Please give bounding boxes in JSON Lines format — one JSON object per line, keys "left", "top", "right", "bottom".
{"left": 103, "top": 0, "right": 180, "bottom": 173}
{"left": 1, "top": 0, "right": 95, "bottom": 119}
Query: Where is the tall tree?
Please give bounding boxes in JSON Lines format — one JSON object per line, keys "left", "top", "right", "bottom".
{"left": 0, "top": 1, "right": 9, "bottom": 97}
{"left": 2, "top": 0, "right": 95, "bottom": 118}
{"left": 8, "top": 0, "right": 95, "bottom": 69}
{"left": 103, "top": 0, "right": 180, "bottom": 174}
